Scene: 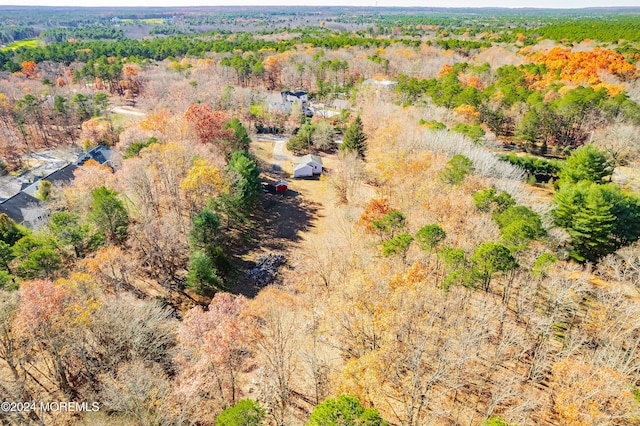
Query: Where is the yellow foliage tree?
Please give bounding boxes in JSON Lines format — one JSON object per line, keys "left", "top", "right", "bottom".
{"left": 180, "top": 159, "right": 226, "bottom": 212}
{"left": 140, "top": 109, "right": 172, "bottom": 135}
{"left": 454, "top": 104, "right": 480, "bottom": 122}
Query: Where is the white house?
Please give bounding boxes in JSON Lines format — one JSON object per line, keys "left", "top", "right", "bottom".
{"left": 293, "top": 162, "right": 314, "bottom": 178}
{"left": 298, "top": 154, "right": 323, "bottom": 174}
{"left": 282, "top": 91, "right": 309, "bottom": 105}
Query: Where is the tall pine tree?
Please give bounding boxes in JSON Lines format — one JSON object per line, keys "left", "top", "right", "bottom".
{"left": 553, "top": 181, "right": 640, "bottom": 262}
{"left": 340, "top": 115, "right": 367, "bottom": 160}
{"left": 558, "top": 144, "right": 614, "bottom": 186}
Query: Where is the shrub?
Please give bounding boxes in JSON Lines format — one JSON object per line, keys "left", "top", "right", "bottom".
{"left": 216, "top": 399, "right": 264, "bottom": 426}
{"left": 123, "top": 136, "right": 159, "bottom": 159}
{"left": 451, "top": 123, "right": 485, "bottom": 142}
{"left": 307, "top": 395, "right": 387, "bottom": 426}
{"left": 442, "top": 154, "right": 473, "bottom": 185}
{"left": 473, "top": 188, "right": 515, "bottom": 213}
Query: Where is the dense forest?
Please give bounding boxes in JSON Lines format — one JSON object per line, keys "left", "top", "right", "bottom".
{"left": 2, "top": 5, "right": 640, "bottom": 426}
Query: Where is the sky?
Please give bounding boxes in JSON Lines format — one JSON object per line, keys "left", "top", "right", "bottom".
{"left": 2, "top": 0, "right": 640, "bottom": 9}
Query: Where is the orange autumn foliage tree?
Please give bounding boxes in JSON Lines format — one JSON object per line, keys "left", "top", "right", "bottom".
{"left": 123, "top": 63, "right": 140, "bottom": 80}
{"left": 21, "top": 61, "right": 37, "bottom": 79}
{"left": 454, "top": 104, "right": 480, "bottom": 122}
{"left": 80, "top": 118, "right": 114, "bottom": 147}
{"left": 184, "top": 104, "right": 234, "bottom": 145}
{"left": 357, "top": 198, "right": 392, "bottom": 233}
{"left": 15, "top": 279, "right": 69, "bottom": 334}
{"left": 64, "top": 159, "right": 115, "bottom": 214}
{"left": 526, "top": 47, "right": 637, "bottom": 88}
{"left": 140, "top": 108, "right": 172, "bottom": 135}
{"left": 14, "top": 277, "right": 99, "bottom": 399}
{"left": 438, "top": 64, "right": 454, "bottom": 77}
{"left": 333, "top": 263, "right": 493, "bottom": 426}
{"left": 263, "top": 53, "right": 287, "bottom": 90}
{"left": 83, "top": 246, "right": 139, "bottom": 293}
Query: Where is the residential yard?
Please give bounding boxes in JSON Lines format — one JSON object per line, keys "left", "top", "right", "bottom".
{"left": 233, "top": 138, "right": 350, "bottom": 296}
{"left": 253, "top": 137, "right": 347, "bottom": 240}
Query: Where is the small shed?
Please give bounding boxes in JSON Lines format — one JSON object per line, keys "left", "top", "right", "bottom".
{"left": 293, "top": 163, "right": 314, "bottom": 178}
{"left": 298, "top": 154, "right": 323, "bottom": 174}
{"left": 275, "top": 179, "right": 288, "bottom": 193}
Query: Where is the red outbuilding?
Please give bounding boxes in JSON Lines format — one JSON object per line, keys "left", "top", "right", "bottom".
{"left": 275, "top": 179, "right": 288, "bottom": 193}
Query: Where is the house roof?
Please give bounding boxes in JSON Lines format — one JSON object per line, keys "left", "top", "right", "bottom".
{"left": 299, "top": 154, "right": 323, "bottom": 165}
{"left": 0, "top": 192, "right": 46, "bottom": 225}
{"left": 22, "top": 163, "right": 78, "bottom": 197}
{"left": 43, "top": 163, "right": 78, "bottom": 184}
{"left": 76, "top": 146, "right": 113, "bottom": 166}
{"left": 293, "top": 162, "right": 313, "bottom": 171}
{"left": 282, "top": 90, "right": 308, "bottom": 98}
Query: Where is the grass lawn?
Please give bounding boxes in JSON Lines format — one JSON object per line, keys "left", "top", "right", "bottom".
{"left": 1, "top": 39, "right": 42, "bottom": 51}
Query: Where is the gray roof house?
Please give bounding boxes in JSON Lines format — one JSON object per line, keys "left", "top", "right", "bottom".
{"left": 298, "top": 154, "right": 323, "bottom": 174}
{"left": 282, "top": 91, "right": 309, "bottom": 105}
{"left": 76, "top": 145, "right": 114, "bottom": 167}
{"left": 271, "top": 90, "right": 313, "bottom": 118}
{"left": 1, "top": 146, "right": 114, "bottom": 229}
{"left": 293, "top": 162, "right": 314, "bottom": 178}
{"left": 293, "top": 154, "right": 323, "bottom": 178}
{"left": 0, "top": 192, "right": 48, "bottom": 229}
{"left": 23, "top": 163, "right": 78, "bottom": 197}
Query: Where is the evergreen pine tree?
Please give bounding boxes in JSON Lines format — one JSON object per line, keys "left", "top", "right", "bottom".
{"left": 558, "top": 144, "right": 614, "bottom": 186}
{"left": 570, "top": 188, "right": 616, "bottom": 262}
{"left": 340, "top": 115, "right": 367, "bottom": 160}
{"left": 553, "top": 181, "right": 640, "bottom": 262}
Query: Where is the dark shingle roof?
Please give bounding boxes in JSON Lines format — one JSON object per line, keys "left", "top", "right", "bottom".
{"left": 43, "top": 163, "right": 78, "bottom": 184}
{"left": 76, "top": 146, "right": 113, "bottom": 166}
{"left": 22, "top": 163, "right": 79, "bottom": 197}
{"left": 0, "top": 192, "right": 46, "bottom": 225}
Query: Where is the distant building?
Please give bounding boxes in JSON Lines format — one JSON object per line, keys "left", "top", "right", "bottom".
{"left": 362, "top": 79, "right": 398, "bottom": 89}
{"left": 281, "top": 91, "right": 309, "bottom": 105}
{"left": 270, "top": 90, "right": 314, "bottom": 117}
